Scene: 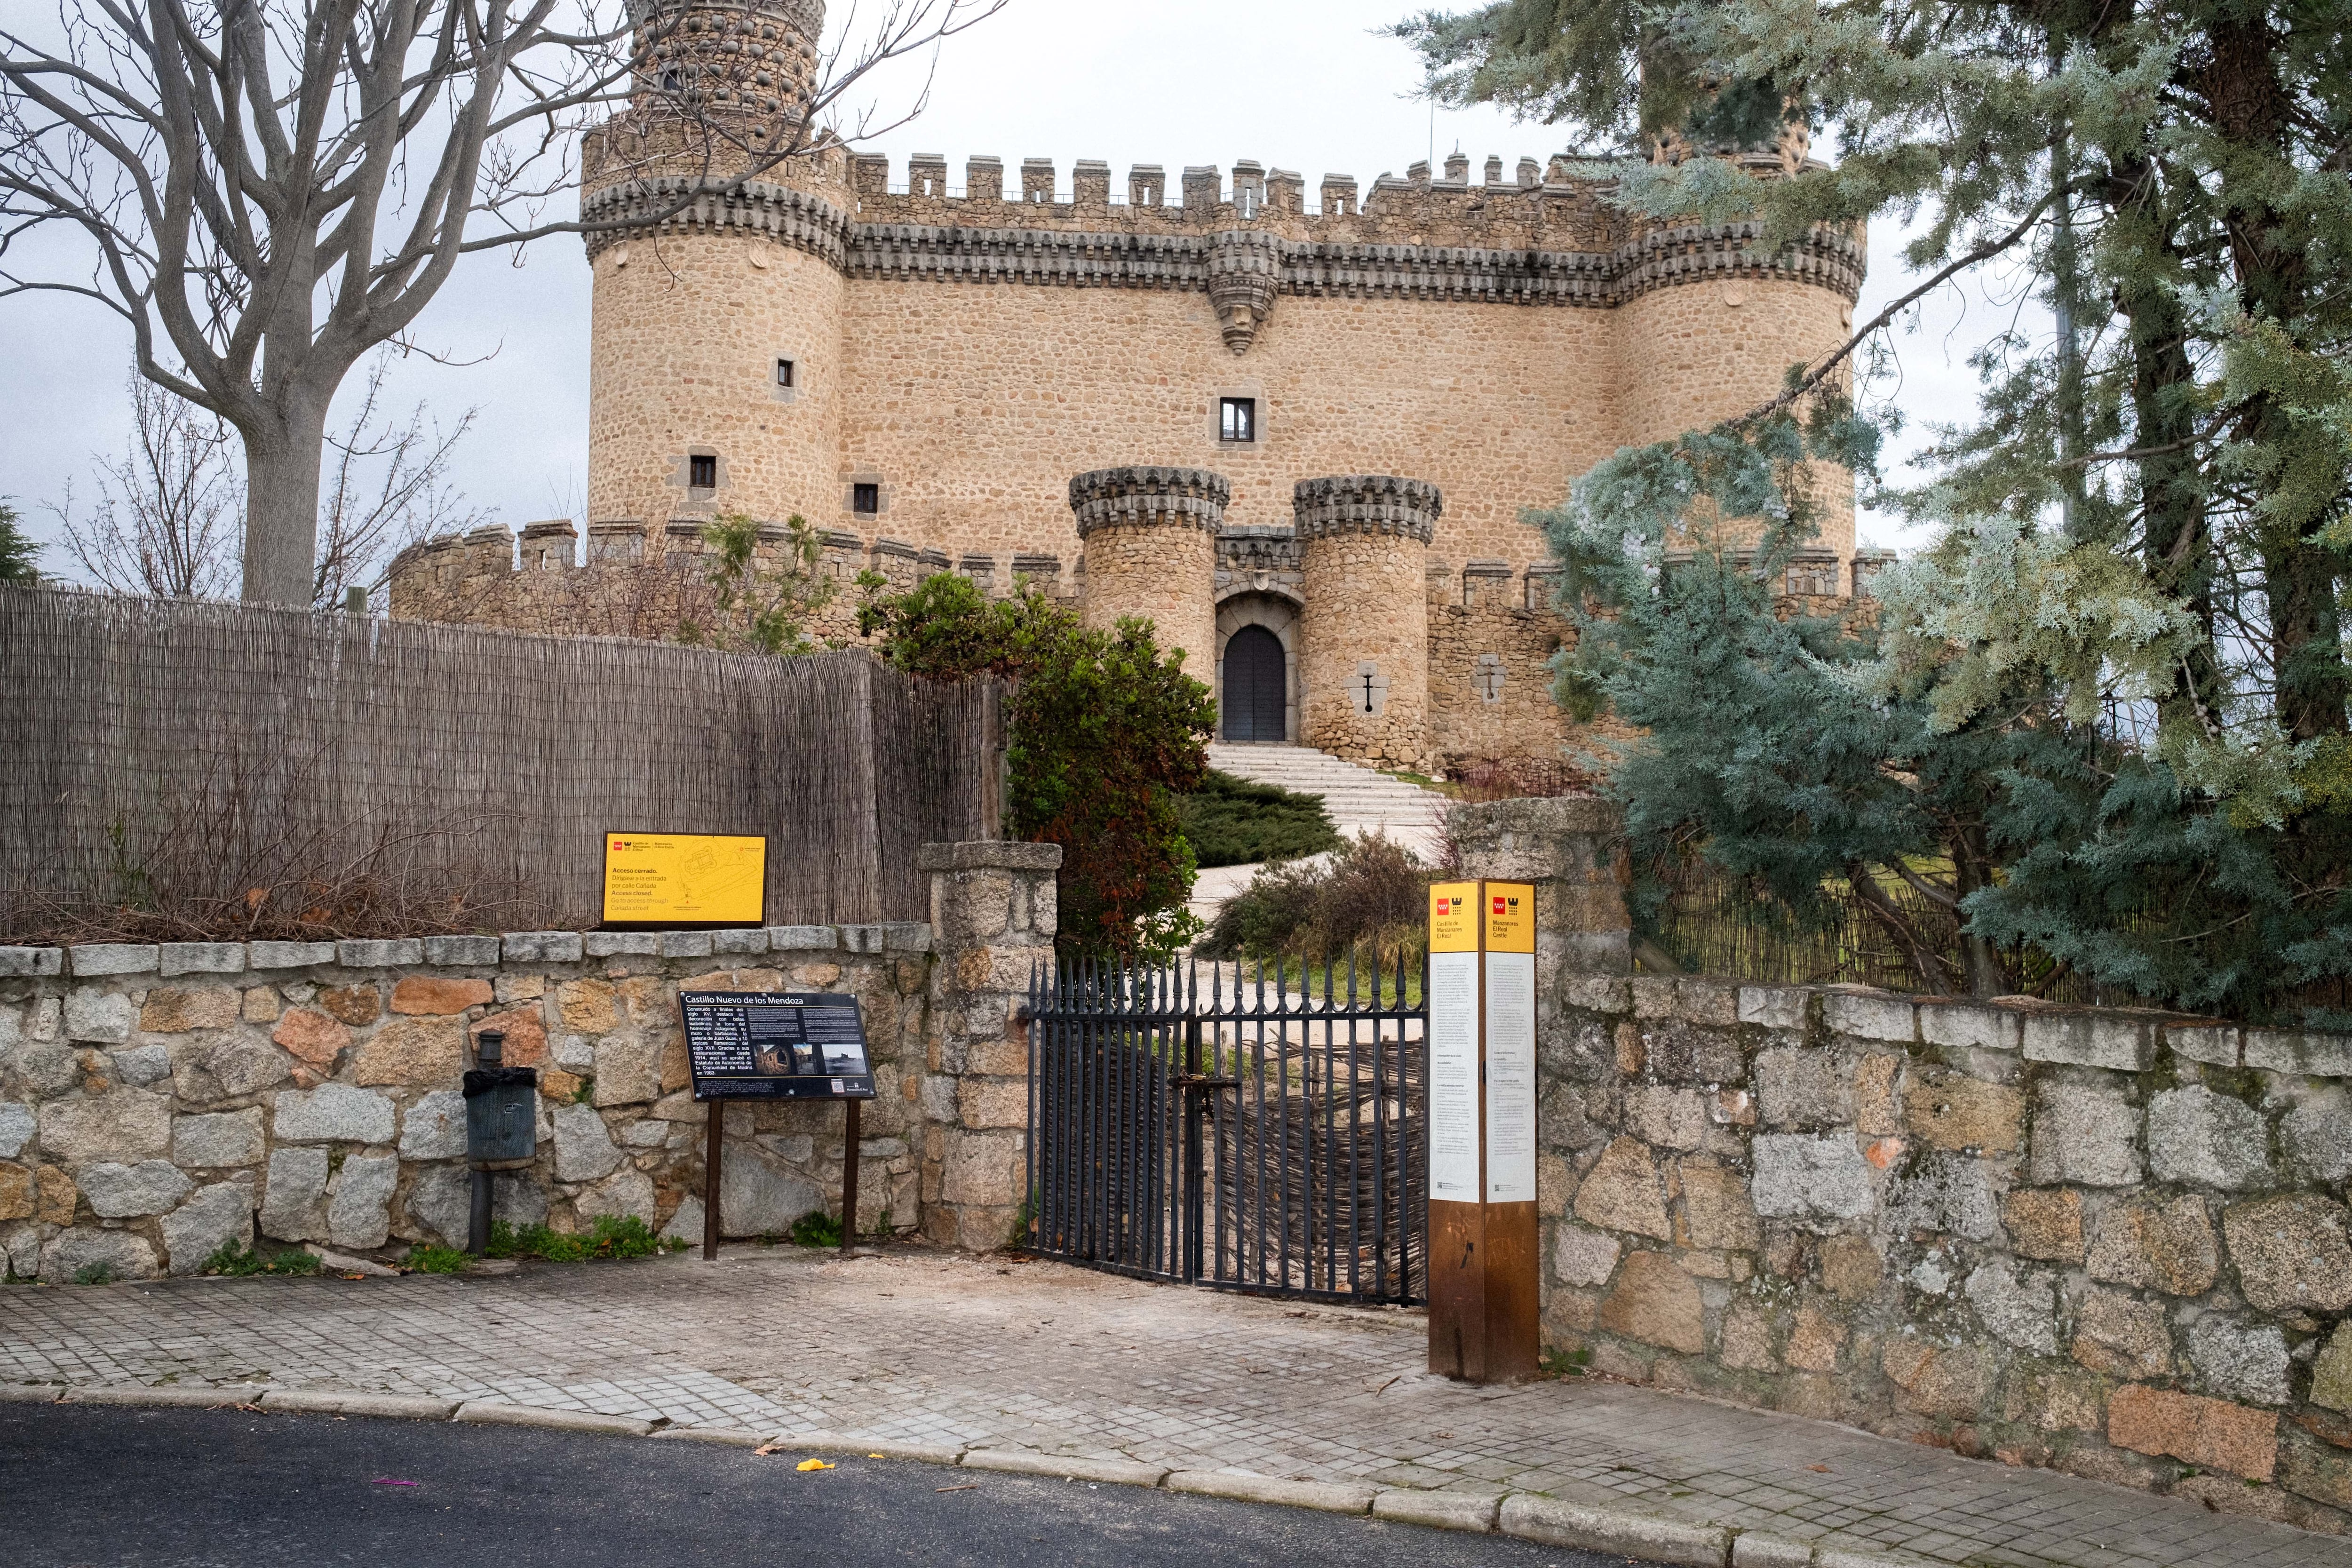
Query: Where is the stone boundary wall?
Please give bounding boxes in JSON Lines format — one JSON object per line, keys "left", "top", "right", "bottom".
{"left": 1533, "top": 977, "right": 2352, "bottom": 1532}
{"left": 1450, "top": 797, "right": 2352, "bottom": 1533}
{"left": 0, "top": 844, "right": 1057, "bottom": 1282}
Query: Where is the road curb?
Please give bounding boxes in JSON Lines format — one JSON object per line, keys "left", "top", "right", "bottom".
{"left": 8, "top": 1385, "right": 1948, "bottom": 1565}
{"left": 648, "top": 1426, "right": 770, "bottom": 1448}
{"left": 1165, "top": 1471, "right": 1376, "bottom": 1515}
{"left": 778, "top": 1434, "right": 969, "bottom": 1465}
{"left": 259, "top": 1390, "right": 459, "bottom": 1421}
{"left": 1812, "top": 1547, "right": 1939, "bottom": 1568}
{"left": 1499, "top": 1493, "right": 1729, "bottom": 1568}
{"left": 1370, "top": 1488, "right": 1499, "bottom": 1532}
{"left": 1732, "top": 1531, "right": 1815, "bottom": 1567}
{"left": 452, "top": 1401, "right": 655, "bottom": 1437}
{"left": 961, "top": 1449, "right": 1169, "bottom": 1488}
{"left": 59, "top": 1384, "right": 266, "bottom": 1409}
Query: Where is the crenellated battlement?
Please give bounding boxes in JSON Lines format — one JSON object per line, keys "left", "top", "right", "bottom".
{"left": 842, "top": 147, "right": 1809, "bottom": 229}
{"left": 580, "top": 149, "right": 1863, "bottom": 306}
{"left": 387, "top": 519, "right": 1078, "bottom": 644}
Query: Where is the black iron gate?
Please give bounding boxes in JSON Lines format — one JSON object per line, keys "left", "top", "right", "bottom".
{"left": 1024, "top": 956, "right": 1426, "bottom": 1304}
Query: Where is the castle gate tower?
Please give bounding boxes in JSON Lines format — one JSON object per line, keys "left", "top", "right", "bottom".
{"left": 1295, "top": 475, "right": 1440, "bottom": 771}
{"left": 579, "top": 0, "right": 847, "bottom": 543}
{"left": 1067, "top": 467, "right": 1227, "bottom": 678}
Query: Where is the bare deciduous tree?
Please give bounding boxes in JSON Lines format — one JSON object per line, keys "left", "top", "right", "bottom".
{"left": 315, "top": 352, "right": 487, "bottom": 608}
{"left": 52, "top": 350, "right": 487, "bottom": 607}
{"left": 52, "top": 374, "right": 242, "bottom": 599}
{"left": 0, "top": 0, "right": 1003, "bottom": 605}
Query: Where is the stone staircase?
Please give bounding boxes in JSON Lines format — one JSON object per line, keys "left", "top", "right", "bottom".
{"left": 1205, "top": 743, "right": 1450, "bottom": 857}
{"left": 1188, "top": 745, "right": 1451, "bottom": 929}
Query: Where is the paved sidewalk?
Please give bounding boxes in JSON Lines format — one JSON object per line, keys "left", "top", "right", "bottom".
{"left": 3, "top": 1248, "right": 2344, "bottom": 1568}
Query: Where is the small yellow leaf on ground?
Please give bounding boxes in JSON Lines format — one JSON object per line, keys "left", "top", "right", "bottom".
{"left": 796, "top": 1458, "right": 834, "bottom": 1472}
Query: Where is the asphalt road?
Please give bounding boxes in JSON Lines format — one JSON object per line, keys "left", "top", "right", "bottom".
{"left": 3, "top": 1404, "right": 1650, "bottom": 1568}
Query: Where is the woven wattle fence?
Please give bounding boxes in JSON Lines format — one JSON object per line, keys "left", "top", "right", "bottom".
{"left": 0, "top": 588, "right": 1001, "bottom": 941}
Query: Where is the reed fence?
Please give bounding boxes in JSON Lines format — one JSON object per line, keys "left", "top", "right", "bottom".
{"left": 0, "top": 587, "right": 1001, "bottom": 942}
{"left": 1647, "top": 862, "right": 2113, "bottom": 1004}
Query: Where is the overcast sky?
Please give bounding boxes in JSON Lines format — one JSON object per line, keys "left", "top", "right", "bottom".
{"left": 0, "top": 0, "right": 2002, "bottom": 575}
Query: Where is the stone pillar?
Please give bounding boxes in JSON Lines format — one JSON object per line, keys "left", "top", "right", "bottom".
{"left": 1448, "top": 797, "right": 1631, "bottom": 988}
{"left": 1295, "top": 475, "right": 1440, "bottom": 771}
{"left": 1067, "top": 466, "right": 1226, "bottom": 676}
{"left": 917, "top": 840, "right": 1061, "bottom": 1251}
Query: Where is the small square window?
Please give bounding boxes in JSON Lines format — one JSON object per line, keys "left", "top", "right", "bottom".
{"left": 1220, "top": 396, "right": 1257, "bottom": 443}
{"left": 689, "top": 454, "right": 716, "bottom": 490}
{"left": 776, "top": 358, "right": 795, "bottom": 389}
{"left": 852, "top": 483, "right": 880, "bottom": 516}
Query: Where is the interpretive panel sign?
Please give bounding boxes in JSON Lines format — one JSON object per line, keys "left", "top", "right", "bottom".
{"left": 601, "top": 832, "right": 767, "bottom": 929}
{"left": 1427, "top": 881, "right": 1480, "bottom": 1203}
{"left": 1482, "top": 883, "right": 1536, "bottom": 1204}
{"left": 679, "top": 991, "right": 875, "bottom": 1100}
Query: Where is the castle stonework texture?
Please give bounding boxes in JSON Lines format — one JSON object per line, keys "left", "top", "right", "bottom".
{"left": 388, "top": 0, "right": 1884, "bottom": 772}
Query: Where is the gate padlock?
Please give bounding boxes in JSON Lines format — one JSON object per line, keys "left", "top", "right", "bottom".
{"left": 462, "top": 1030, "right": 539, "bottom": 1169}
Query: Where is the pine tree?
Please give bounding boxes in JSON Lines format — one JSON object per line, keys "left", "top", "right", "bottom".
{"left": 1397, "top": 0, "right": 2352, "bottom": 1017}
{"left": 0, "top": 502, "right": 39, "bottom": 585}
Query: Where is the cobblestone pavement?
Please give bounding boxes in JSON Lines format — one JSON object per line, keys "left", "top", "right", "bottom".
{"left": 3, "top": 1247, "right": 2344, "bottom": 1568}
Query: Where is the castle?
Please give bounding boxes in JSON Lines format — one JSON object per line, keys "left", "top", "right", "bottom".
{"left": 389, "top": 0, "right": 1886, "bottom": 774}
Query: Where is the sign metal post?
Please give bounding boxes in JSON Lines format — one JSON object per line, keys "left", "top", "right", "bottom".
{"left": 1426, "top": 880, "right": 1540, "bottom": 1382}
{"left": 702, "top": 1099, "right": 723, "bottom": 1262}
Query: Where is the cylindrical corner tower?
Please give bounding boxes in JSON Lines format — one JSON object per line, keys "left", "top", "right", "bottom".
{"left": 581, "top": 0, "right": 846, "bottom": 549}
{"left": 1295, "top": 475, "right": 1441, "bottom": 772}
{"left": 1067, "top": 467, "right": 1227, "bottom": 676}
{"left": 1613, "top": 214, "right": 1866, "bottom": 565}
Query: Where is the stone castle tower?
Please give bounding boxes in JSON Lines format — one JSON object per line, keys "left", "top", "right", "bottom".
{"left": 390, "top": 0, "right": 1884, "bottom": 774}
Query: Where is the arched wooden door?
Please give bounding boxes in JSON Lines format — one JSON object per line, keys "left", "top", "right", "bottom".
{"left": 1221, "top": 625, "right": 1287, "bottom": 742}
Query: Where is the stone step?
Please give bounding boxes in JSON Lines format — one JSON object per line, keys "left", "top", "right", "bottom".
{"left": 1203, "top": 745, "right": 1449, "bottom": 842}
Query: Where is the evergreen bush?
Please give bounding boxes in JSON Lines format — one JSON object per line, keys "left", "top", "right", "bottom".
{"left": 1176, "top": 771, "right": 1341, "bottom": 868}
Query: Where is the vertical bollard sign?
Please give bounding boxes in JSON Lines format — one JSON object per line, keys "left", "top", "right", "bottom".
{"left": 1426, "top": 879, "right": 1540, "bottom": 1383}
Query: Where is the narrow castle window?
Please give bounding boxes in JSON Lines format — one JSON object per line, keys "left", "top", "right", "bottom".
{"left": 853, "top": 483, "right": 880, "bottom": 515}
{"left": 776, "top": 358, "right": 795, "bottom": 389}
{"left": 689, "top": 454, "right": 717, "bottom": 490}
{"left": 1220, "top": 397, "right": 1257, "bottom": 443}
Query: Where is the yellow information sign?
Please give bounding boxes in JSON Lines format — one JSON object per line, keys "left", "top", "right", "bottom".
{"left": 1483, "top": 882, "right": 1535, "bottom": 954}
{"left": 601, "top": 833, "right": 768, "bottom": 928}
{"left": 1429, "top": 882, "right": 1478, "bottom": 953}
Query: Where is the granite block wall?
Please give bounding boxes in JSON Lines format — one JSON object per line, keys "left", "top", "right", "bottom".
{"left": 1452, "top": 797, "right": 2352, "bottom": 1533}
{"left": 0, "top": 843, "right": 1058, "bottom": 1281}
